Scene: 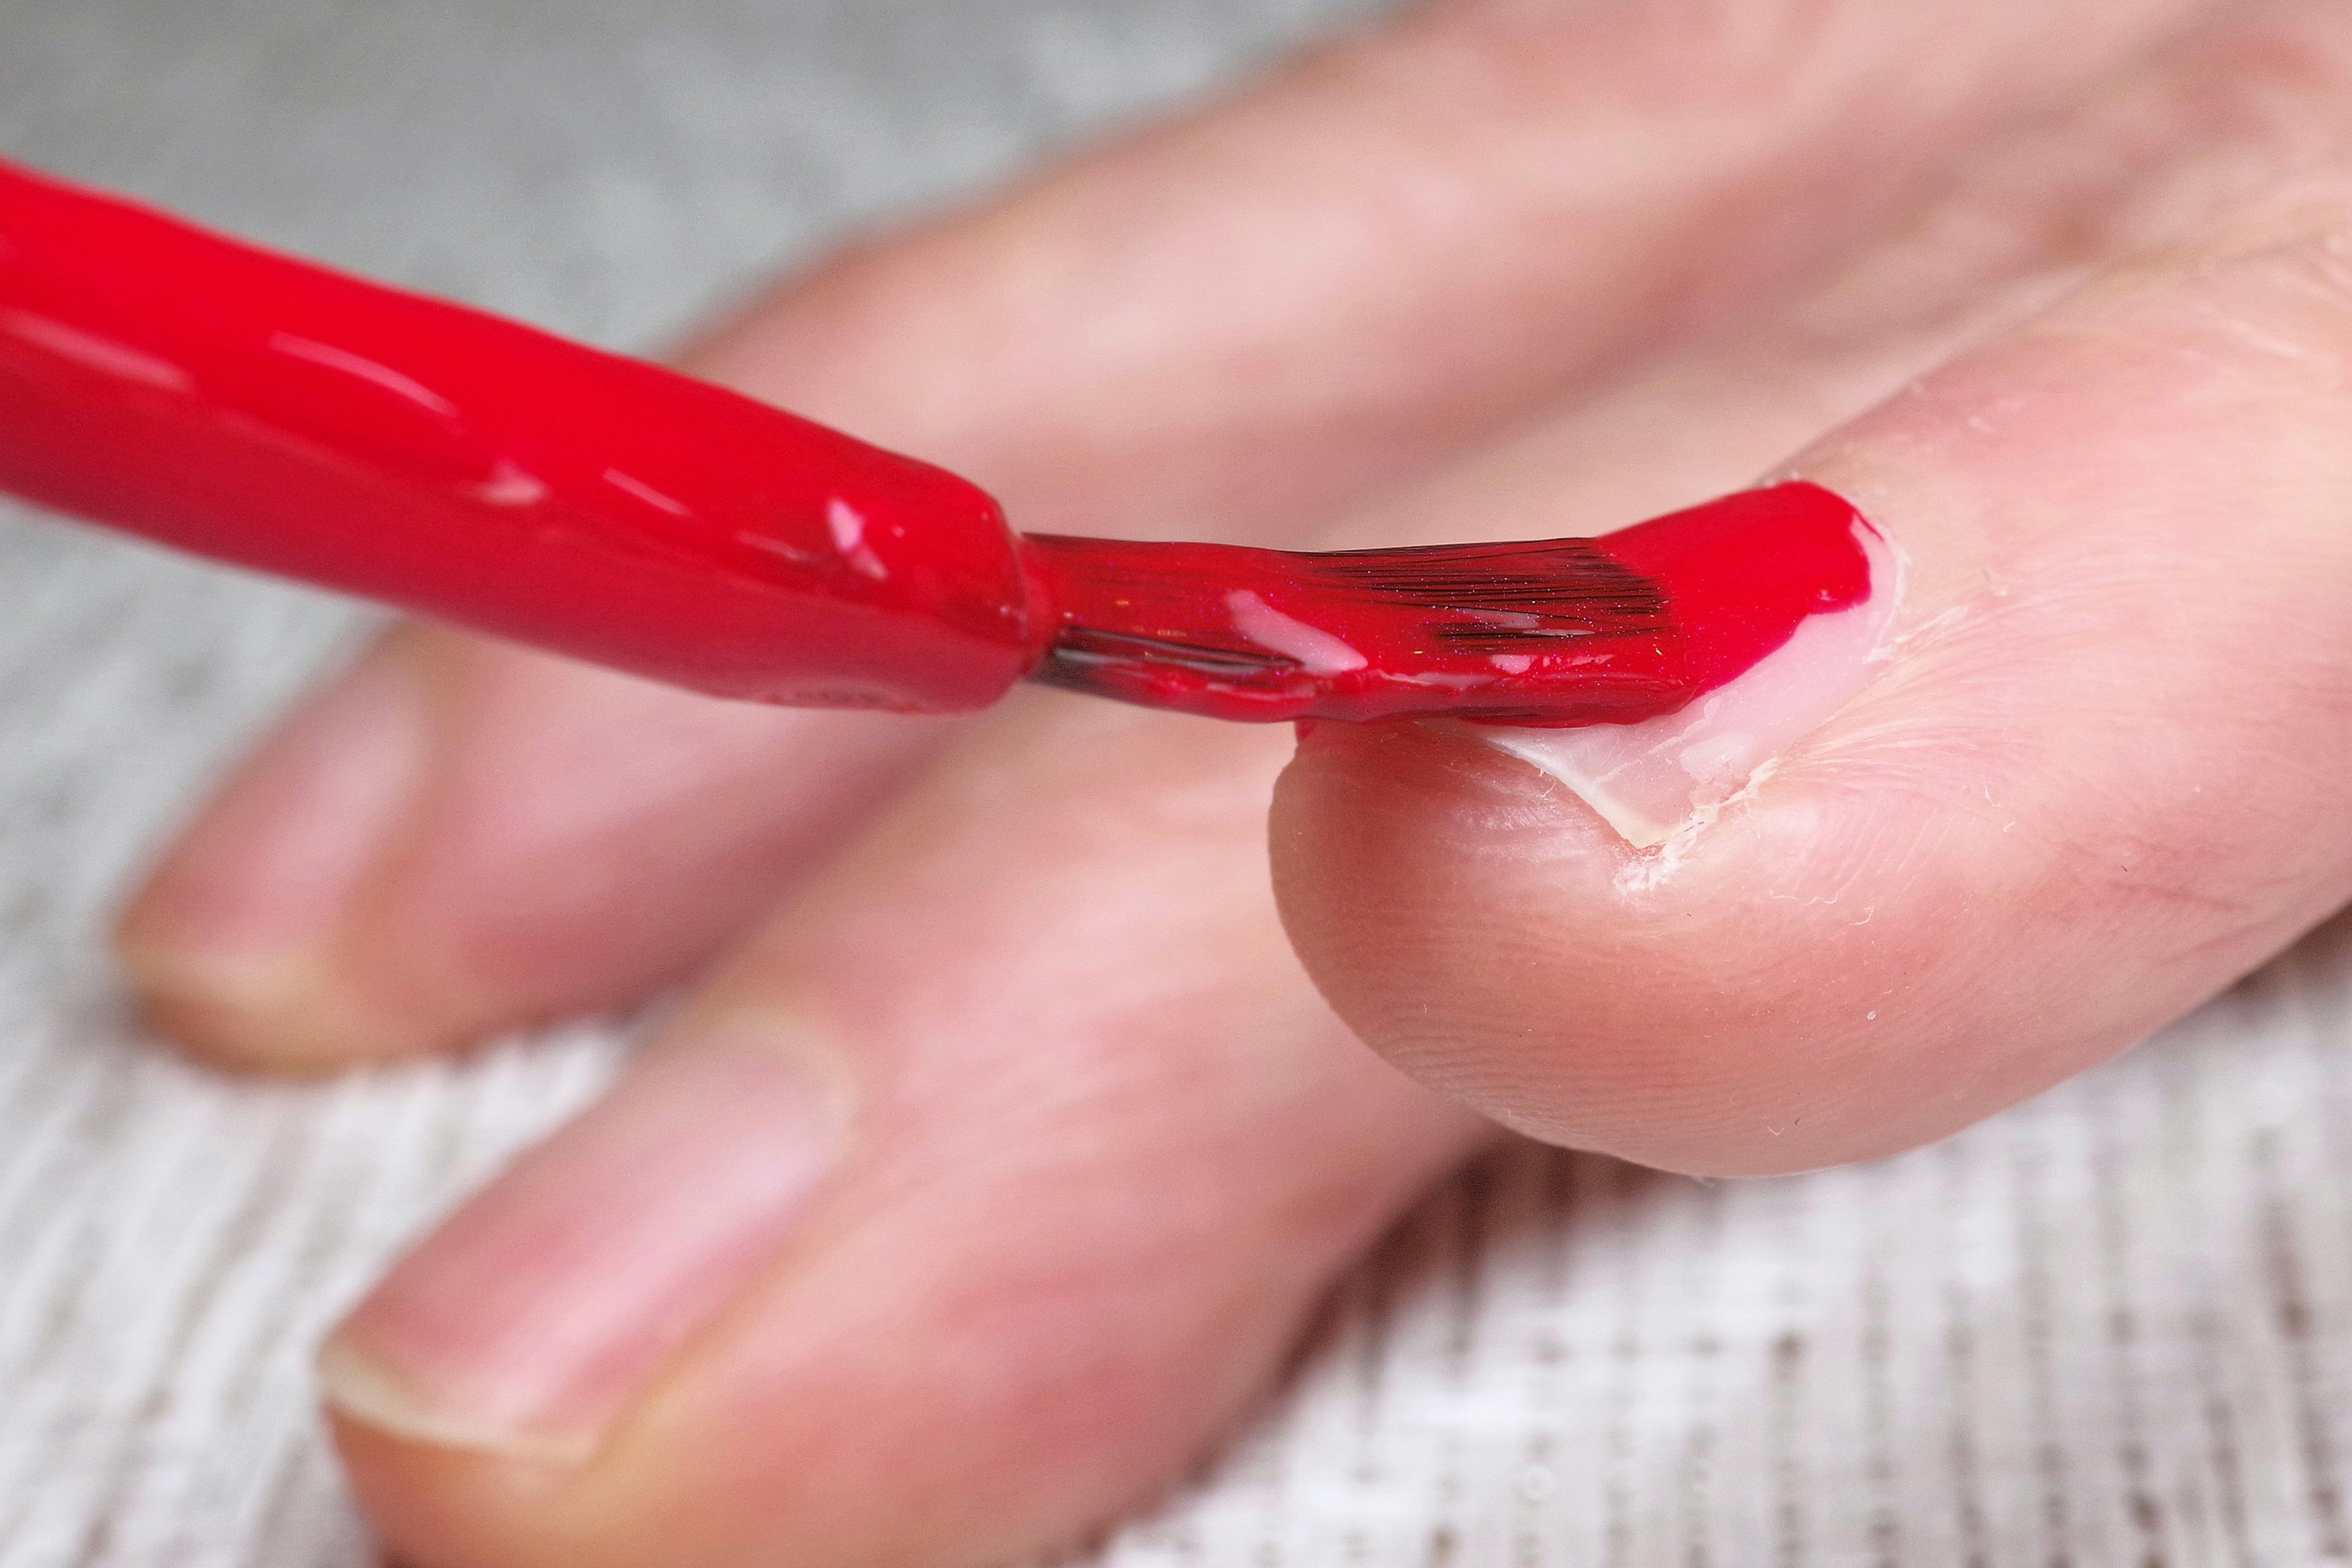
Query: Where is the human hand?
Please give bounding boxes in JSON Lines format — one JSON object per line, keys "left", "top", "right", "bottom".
{"left": 112, "top": 0, "right": 2352, "bottom": 1563}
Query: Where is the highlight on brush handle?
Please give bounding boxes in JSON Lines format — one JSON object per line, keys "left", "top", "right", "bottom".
{"left": 0, "top": 158, "right": 1041, "bottom": 713}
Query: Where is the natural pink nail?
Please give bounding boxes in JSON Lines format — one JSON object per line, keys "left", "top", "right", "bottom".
{"left": 319, "top": 1030, "right": 848, "bottom": 1463}
{"left": 116, "top": 649, "right": 435, "bottom": 1054}
{"left": 1452, "top": 519, "right": 1904, "bottom": 851}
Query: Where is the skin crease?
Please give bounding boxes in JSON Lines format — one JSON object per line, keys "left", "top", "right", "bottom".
{"left": 94, "top": 1, "right": 2352, "bottom": 1566}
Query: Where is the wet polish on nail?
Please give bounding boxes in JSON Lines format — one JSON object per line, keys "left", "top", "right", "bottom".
{"left": 1449, "top": 489, "right": 1902, "bottom": 850}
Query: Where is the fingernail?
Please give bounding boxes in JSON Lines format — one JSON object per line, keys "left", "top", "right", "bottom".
{"left": 1452, "top": 499, "right": 1904, "bottom": 850}
{"left": 117, "top": 649, "right": 431, "bottom": 1041}
{"left": 319, "top": 1026, "right": 850, "bottom": 1464}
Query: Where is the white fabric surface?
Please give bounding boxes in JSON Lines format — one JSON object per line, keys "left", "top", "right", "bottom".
{"left": 1, "top": 4, "right": 2349, "bottom": 1564}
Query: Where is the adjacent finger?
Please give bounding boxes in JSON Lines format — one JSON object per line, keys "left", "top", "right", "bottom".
{"left": 116, "top": 0, "right": 2212, "bottom": 1071}
{"left": 315, "top": 700, "right": 1488, "bottom": 1568}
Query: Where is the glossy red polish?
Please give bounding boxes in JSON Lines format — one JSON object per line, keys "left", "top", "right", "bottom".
{"left": 1023, "top": 485, "right": 1874, "bottom": 724}
{"left": 0, "top": 159, "right": 1877, "bottom": 728}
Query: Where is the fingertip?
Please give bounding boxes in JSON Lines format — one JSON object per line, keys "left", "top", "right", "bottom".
{"left": 1273, "top": 715, "right": 1958, "bottom": 1177}
{"left": 1269, "top": 484, "right": 1950, "bottom": 1174}
{"left": 1273, "top": 718, "right": 1626, "bottom": 1101}
{"left": 114, "top": 933, "right": 448, "bottom": 1075}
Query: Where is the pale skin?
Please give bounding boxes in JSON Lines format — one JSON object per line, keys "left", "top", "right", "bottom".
{"left": 104, "top": 0, "right": 2352, "bottom": 1562}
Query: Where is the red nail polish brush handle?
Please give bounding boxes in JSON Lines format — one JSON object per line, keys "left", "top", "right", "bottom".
{"left": 0, "top": 158, "right": 1036, "bottom": 712}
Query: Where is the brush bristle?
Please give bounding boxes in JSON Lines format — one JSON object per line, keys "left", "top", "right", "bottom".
{"left": 1021, "top": 533, "right": 1683, "bottom": 725}
{"left": 1288, "top": 539, "right": 1670, "bottom": 650}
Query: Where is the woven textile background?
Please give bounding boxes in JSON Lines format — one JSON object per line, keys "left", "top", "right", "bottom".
{"left": 1, "top": 4, "right": 2348, "bottom": 1564}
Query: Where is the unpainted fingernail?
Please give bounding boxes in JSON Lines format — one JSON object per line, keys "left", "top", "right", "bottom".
{"left": 116, "top": 650, "right": 433, "bottom": 1055}
{"left": 1457, "top": 508, "right": 1904, "bottom": 851}
{"left": 318, "top": 1024, "right": 850, "bottom": 1464}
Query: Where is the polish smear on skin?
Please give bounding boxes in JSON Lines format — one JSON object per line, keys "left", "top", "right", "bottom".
{"left": 1457, "top": 511, "right": 1901, "bottom": 848}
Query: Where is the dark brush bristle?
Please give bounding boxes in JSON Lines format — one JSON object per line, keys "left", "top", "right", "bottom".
{"left": 1043, "top": 626, "right": 1300, "bottom": 679}
{"left": 1291, "top": 539, "right": 1670, "bottom": 652}
{"left": 1022, "top": 532, "right": 1677, "bottom": 720}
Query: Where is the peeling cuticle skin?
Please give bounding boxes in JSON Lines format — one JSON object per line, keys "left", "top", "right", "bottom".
{"left": 1444, "top": 512, "right": 1904, "bottom": 854}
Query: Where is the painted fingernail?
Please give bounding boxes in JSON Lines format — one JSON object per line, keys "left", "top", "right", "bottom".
{"left": 116, "top": 649, "right": 432, "bottom": 1047}
{"left": 1450, "top": 492, "right": 1903, "bottom": 850}
{"left": 318, "top": 1025, "right": 849, "bottom": 1464}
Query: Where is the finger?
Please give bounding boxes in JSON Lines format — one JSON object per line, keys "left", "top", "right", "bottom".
{"left": 1273, "top": 12, "right": 2352, "bottom": 1175}
{"left": 313, "top": 699, "right": 1489, "bottom": 1568}
{"left": 121, "top": 630, "right": 929, "bottom": 1069}
{"left": 116, "top": 0, "right": 2209, "bottom": 1072}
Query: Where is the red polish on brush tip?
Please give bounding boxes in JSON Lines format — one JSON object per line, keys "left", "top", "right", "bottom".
{"left": 0, "top": 159, "right": 1875, "bottom": 727}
